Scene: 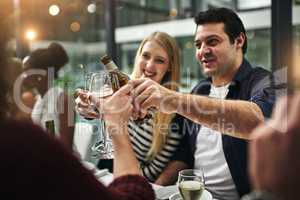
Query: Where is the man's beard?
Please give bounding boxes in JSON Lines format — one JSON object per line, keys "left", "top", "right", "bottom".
{"left": 200, "top": 63, "right": 230, "bottom": 78}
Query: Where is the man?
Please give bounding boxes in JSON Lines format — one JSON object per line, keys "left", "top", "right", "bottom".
{"left": 131, "top": 7, "right": 275, "bottom": 199}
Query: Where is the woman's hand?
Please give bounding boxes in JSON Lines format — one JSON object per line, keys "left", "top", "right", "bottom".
{"left": 74, "top": 89, "right": 99, "bottom": 119}
{"left": 89, "top": 84, "right": 133, "bottom": 130}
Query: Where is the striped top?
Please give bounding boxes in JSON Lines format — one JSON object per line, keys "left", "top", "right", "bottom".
{"left": 127, "top": 112, "right": 183, "bottom": 182}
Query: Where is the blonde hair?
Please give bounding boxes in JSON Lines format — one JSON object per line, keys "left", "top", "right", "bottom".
{"left": 131, "top": 31, "right": 181, "bottom": 161}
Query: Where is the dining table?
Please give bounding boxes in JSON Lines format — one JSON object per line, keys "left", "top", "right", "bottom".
{"left": 82, "top": 161, "right": 214, "bottom": 200}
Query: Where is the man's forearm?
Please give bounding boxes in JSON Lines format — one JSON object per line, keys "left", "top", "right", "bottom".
{"left": 172, "top": 93, "right": 264, "bottom": 139}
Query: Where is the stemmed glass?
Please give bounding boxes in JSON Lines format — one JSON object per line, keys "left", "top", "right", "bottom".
{"left": 89, "top": 71, "right": 116, "bottom": 159}
{"left": 84, "top": 72, "right": 93, "bottom": 91}
{"left": 82, "top": 72, "right": 102, "bottom": 162}
{"left": 177, "top": 169, "right": 205, "bottom": 200}
{"left": 83, "top": 72, "right": 100, "bottom": 117}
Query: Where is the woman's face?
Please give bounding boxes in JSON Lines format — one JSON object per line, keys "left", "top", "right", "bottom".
{"left": 22, "top": 61, "right": 47, "bottom": 92}
{"left": 137, "top": 40, "right": 170, "bottom": 84}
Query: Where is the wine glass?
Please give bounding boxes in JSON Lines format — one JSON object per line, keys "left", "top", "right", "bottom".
{"left": 177, "top": 169, "right": 205, "bottom": 200}
{"left": 83, "top": 72, "right": 100, "bottom": 117}
{"left": 89, "top": 71, "right": 116, "bottom": 159}
{"left": 77, "top": 72, "right": 102, "bottom": 163}
{"left": 84, "top": 72, "right": 94, "bottom": 91}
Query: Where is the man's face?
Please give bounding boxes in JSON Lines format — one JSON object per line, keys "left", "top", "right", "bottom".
{"left": 194, "top": 23, "right": 239, "bottom": 78}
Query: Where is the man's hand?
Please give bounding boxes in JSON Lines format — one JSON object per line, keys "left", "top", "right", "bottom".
{"left": 249, "top": 94, "right": 300, "bottom": 200}
{"left": 129, "top": 78, "right": 178, "bottom": 118}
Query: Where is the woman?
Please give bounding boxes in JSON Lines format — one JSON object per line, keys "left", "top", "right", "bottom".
{"left": 5, "top": 57, "right": 37, "bottom": 121}
{"left": 22, "top": 43, "right": 74, "bottom": 150}
{"left": 77, "top": 32, "right": 192, "bottom": 185}
{"left": 129, "top": 31, "right": 191, "bottom": 185}
{"left": 0, "top": 15, "right": 154, "bottom": 200}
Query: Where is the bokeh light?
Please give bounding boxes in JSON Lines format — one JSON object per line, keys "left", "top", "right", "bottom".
{"left": 49, "top": 5, "right": 60, "bottom": 16}
{"left": 169, "top": 8, "right": 178, "bottom": 18}
{"left": 185, "top": 41, "right": 193, "bottom": 49}
{"left": 70, "top": 21, "right": 81, "bottom": 32}
{"left": 25, "top": 29, "right": 37, "bottom": 41}
{"left": 87, "top": 3, "right": 96, "bottom": 13}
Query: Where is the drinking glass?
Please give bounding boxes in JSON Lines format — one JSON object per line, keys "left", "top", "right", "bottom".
{"left": 78, "top": 72, "right": 102, "bottom": 163}
{"left": 177, "top": 169, "right": 205, "bottom": 200}
{"left": 89, "top": 71, "right": 116, "bottom": 159}
{"left": 84, "top": 72, "right": 94, "bottom": 91}
{"left": 83, "top": 72, "right": 99, "bottom": 117}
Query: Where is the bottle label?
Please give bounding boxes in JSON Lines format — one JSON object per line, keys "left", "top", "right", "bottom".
{"left": 106, "top": 61, "right": 117, "bottom": 70}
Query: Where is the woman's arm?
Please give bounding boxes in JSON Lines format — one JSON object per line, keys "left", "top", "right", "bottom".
{"left": 155, "top": 123, "right": 192, "bottom": 185}
{"left": 140, "top": 133, "right": 188, "bottom": 184}
{"left": 152, "top": 115, "right": 193, "bottom": 185}
{"left": 155, "top": 161, "right": 188, "bottom": 185}
{"left": 92, "top": 84, "right": 142, "bottom": 178}
{"left": 107, "top": 124, "right": 141, "bottom": 178}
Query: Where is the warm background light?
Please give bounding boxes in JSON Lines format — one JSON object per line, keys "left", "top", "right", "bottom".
{"left": 49, "top": 4, "right": 60, "bottom": 16}
{"left": 70, "top": 21, "right": 81, "bottom": 32}
{"left": 87, "top": 3, "right": 96, "bottom": 13}
{"left": 169, "top": 8, "right": 178, "bottom": 18}
{"left": 25, "top": 29, "right": 37, "bottom": 41}
{"left": 185, "top": 41, "right": 193, "bottom": 49}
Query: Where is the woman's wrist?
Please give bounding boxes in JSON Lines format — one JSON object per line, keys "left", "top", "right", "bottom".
{"left": 106, "top": 122, "right": 128, "bottom": 137}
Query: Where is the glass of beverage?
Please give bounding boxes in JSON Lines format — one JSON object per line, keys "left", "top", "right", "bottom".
{"left": 177, "top": 169, "right": 205, "bottom": 200}
{"left": 82, "top": 72, "right": 100, "bottom": 118}
{"left": 84, "top": 72, "right": 94, "bottom": 91}
{"left": 89, "top": 71, "right": 116, "bottom": 159}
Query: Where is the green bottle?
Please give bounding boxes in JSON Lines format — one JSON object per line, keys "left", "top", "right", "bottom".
{"left": 45, "top": 120, "right": 55, "bottom": 136}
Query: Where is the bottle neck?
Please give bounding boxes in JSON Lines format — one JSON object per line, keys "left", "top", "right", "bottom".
{"left": 105, "top": 61, "right": 118, "bottom": 70}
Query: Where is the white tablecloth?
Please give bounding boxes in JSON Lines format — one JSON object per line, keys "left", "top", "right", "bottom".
{"left": 82, "top": 162, "right": 214, "bottom": 200}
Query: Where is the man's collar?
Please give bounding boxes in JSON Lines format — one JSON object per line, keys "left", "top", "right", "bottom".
{"left": 232, "top": 58, "right": 252, "bottom": 83}
{"left": 193, "top": 58, "right": 253, "bottom": 94}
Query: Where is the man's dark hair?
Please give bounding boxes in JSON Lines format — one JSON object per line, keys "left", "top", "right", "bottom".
{"left": 194, "top": 7, "right": 247, "bottom": 54}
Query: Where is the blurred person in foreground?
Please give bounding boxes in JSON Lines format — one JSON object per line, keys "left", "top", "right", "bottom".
{"left": 130, "top": 7, "right": 276, "bottom": 199}
{"left": 241, "top": 94, "right": 300, "bottom": 200}
{"left": 76, "top": 31, "right": 192, "bottom": 185}
{"left": 22, "top": 43, "right": 74, "bottom": 150}
{"left": 0, "top": 14, "right": 154, "bottom": 200}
